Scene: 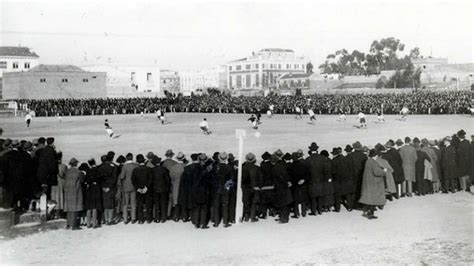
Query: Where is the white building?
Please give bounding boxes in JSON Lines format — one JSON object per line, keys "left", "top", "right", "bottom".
{"left": 81, "top": 64, "right": 161, "bottom": 98}
{"left": 0, "top": 46, "right": 40, "bottom": 78}
{"left": 226, "top": 48, "right": 307, "bottom": 91}
{"left": 179, "top": 66, "right": 227, "bottom": 96}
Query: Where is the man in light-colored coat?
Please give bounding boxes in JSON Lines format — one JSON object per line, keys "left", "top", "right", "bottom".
{"left": 399, "top": 137, "right": 417, "bottom": 197}
{"left": 119, "top": 153, "right": 139, "bottom": 224}
{"left": 168, "top": 152, "right": 186, "bottom": 221}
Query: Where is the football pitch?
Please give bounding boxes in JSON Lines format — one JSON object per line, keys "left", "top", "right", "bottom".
{"left": 1, "top": 113, "right": 472, "bottom": 163}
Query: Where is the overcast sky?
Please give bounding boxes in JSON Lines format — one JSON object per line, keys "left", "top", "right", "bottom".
{"left": 1, "top": 0, "right": 473, "bottom": 70}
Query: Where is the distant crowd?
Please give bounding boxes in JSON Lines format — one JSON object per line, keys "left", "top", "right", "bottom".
{"left": 0, "top": 128, "right": 472, "bottom": 229}
{"left": 18, "top": 91, "right": 473, "bottom": 117}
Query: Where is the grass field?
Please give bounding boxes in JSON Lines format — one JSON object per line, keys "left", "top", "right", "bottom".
{"left": 1, "top": 113, "right": 473, "bottom": 163}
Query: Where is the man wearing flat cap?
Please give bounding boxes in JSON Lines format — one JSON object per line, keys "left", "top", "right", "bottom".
{"left": 211, "top": 152, "right": 235, "bottom": 227}
{"left": 305, "top": 142, "right": 330, "bottom": 215}
{"left": 456, "top": 129, "right": 471, "bottom": 192}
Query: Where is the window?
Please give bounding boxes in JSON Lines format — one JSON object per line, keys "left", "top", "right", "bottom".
{"left": 92, "top": 76, "right": 97, "bottom": 79}
{"left": 302, "top": 64, "right": 305, "bottom": 69}
{"left": 236, "top": 75, "right": 242, "bottom": 88}
{"left": 255, "top": 64, "right": 259, "bottom": 69}
{"left": 278, "top": 64, "right": 281, "bottom": 69}
{"left": 229, "top": 66, "right": 232, "bottom": 71}
{"left": 62, "top": 78, "right": 68, "bottom": 83}
{"left": 13, "top": 62, "right": 19, "bottom": 69}
{"left": 229, "top": 76, "right": 233, "bottom": 88}
{"left": 294, "top": 64, "right": 298, "bottom": 69}
{"left": 0, "top": 61, "right": 6, "bottom": 69}
{"left": 40, "top": 78, "right": 46, "bottom": 83}
{"left": 24, "top": 62, "right": 30, "bottom": 69}
{"left": 262, "top": 64, "right": 266, "bottom": 69}
{"left": 287, "top": 64, "right": 291, "bottom": 69}
{"left": 147, "top": 73, "right": 152, "bottom": 81}
{"left": 131, "top": 72, "right": 136, "bottom": 82}
{"left": 83, "top": 78, "right": 88, "bottom": 82}
{"left": 246, "top": 74, "right": 251, "bottom": 87}
{"left": 255, "top": 74, "right": 259, "bottom": 87}
{"left": 236, "top": 65, "right": 242, "bottom": 71}
{"left": 245, "top": 64, "right": 251, "bottom": 70}
{"left": 270, "top": 64, "right": 273, "bottom": 69}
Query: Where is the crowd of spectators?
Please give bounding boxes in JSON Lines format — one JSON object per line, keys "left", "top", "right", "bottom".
{"left": 18, "top": 91, "right": 473, "bottom": 117}
{"left": 0, "top": 129, "right": 472, "bottom": 230}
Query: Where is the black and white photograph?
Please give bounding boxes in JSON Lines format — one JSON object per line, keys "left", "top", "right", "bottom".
{"left": 0, "top": 0, "right": 473, "bottom": 264}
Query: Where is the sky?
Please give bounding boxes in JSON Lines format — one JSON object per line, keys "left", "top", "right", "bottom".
{"left": 1, "top": 0, "right": 473, "bottom": 71}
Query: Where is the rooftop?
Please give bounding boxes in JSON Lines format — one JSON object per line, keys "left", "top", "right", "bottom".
{"left": 260, "top": 48, "right": 294, "bottom": 53}
{"left": 279, "top": 73, "right": 313, "bottom": 79}
{"left": 28, "top": 64, "right": 86, "bottom": 72}
{"left": 0, "top": 46, "right": 39, "bottom": 58}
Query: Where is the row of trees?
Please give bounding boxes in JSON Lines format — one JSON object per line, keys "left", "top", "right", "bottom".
{"left": 319, "top": 37, "right": 423, "bottom": 88}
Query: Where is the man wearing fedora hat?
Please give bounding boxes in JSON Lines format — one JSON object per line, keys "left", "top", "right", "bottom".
{"left": 36, "top": 137, "right": 59, "bottom": 199}
{"left": 441, "top": 137, "right": 457, "bottom": 193}
{"left": 258, "top": 152, "right": 275, "bottom": 219}
{"left": 168, "top": 152, "right": 186, "bottom": 222}
{"left": 151, "top": 155, "right": 171, "bottom": 223}
{"left": 289, "top": 150, "right": 310, "bottom": 217}
{"left": 189, "top": 153, "right": 212, "bottom": 229}
{"left": 118, "top": 153, "right": 138, "bottom": 224}
{"left": 242, "top": 152, "right": 262, "bottom": 222}
{"left": 382, "top": 139, "right": 405, "bottom": 198}
{"left": 211, "top": 152, "right": 234, "bottom": 227}
{"left": 456, "top": 130, "right": 471, "bottom": 192}
{"left": 162, "top": 149, "right": 177, "bottom": 171}
{"left": 305, "top": 142, "right": 330, "bottom": 215}
{"left": 345, "top": 141, "right": 367, "bottom": 209}
{"left": 359, "top": 149, "right": 388, "bottom": 219}
{"left": 331, "top": 147, "right": 355, "bottom": 212}
{"left": 271, "top": 153, "right": 293, "bottom": 223}
{"left": 132, "top": 154, "right": 153, "bottom": 224}
{"left": 2, "top": 140, "right": 30, "bottom": 210}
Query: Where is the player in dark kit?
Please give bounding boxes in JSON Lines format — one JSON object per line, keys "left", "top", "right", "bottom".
{"left": 248, "top": 115, "right": 258, "bottom": 130}
{"left": 105, "top": 119, "right": 114, "bottom": 138}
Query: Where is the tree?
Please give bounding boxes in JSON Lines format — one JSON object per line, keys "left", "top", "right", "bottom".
{"left": 409, "top": 47, "right": 420, "bottom": 59}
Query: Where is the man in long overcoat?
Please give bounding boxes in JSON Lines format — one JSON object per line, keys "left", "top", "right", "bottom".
{"left": 289, "top": 150, "right": 310, "bottom": 217}
{"left": 36, "top": 137, "right": 58, "bottom": 199}
{"left": 189, "top": 154, "right": 212, "bottom": 229}
{"left": 331, "top": 147, "right": 355, "bottom": 211}
{"left": 345, "top": 141, "right": 367, "bottom": 209}
{"left": 98, "top": 155, "right": 118, "bottom": 225}
{"left": 241, "top": 152, "right": 262, "bottom": 222}
{"left": 456, "top": 130, "right": 471, "bottom": 191}
{"left": 132, "top": 154, "right": 153, "bottom": 224}
{"left": 383, "top": 140, "right": 405, "bottom": 197}
{"left": 271, "top": 153, "right": 293, "bottom": 223}
{"left": 359, "top": 149, "right": 387, "bottom": 219}
{"left": 305, "top": 142, "right": 331, "bottom": 215}
{"left": 169, "top": 152, "right": 185, "bottom": 221}
{"left": 399, "top": 137, "right": 417, "bottom": 197}
{"left": 151, "top": 155, "right": 171, "bottom": 223}
{"left": 258, "top": 151, "right": 275, "bottom": 218}
{"left": 118, "top": 153, "right": 138, "bottom": 224}
{"left": 441, "top": 137, "right": 457, "bottom": 193}
{"left": 211, "top": 152, "right": 234, "bottom": 227}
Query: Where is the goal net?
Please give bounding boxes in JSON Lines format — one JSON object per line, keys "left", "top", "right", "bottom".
{"left": 0, "top": 101, "right": 18, "bottom": 117}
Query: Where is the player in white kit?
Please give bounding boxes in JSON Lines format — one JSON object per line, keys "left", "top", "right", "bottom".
{"left": 357, "top": 112, "right": 367, "bottom": 129}
{"left": 294, "top": 106, "right": 303, "bottom": 120}
{"left": 267, "top": 104, "right": 274, "bottom": 118}
{"left": 308, "top": 109, "right": 316, "bottom": 124}
{"left": 199, "top": 118, "right": 212, "bottom": 135}
{"left": 157, "top": 109, "right": 165, "bottom": 124}
{"left": 25, "top": 112, "right": 32, "bottom": 127}
{"left": 400, "top": 106, "right": 409, "bottom": 121}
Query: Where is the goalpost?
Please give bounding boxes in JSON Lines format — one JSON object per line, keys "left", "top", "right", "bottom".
{"left": 0, "top": 101, "right": 19, "bottom": 117}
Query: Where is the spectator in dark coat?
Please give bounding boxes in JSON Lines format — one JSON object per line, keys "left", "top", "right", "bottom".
{"left": 132, "top": 154, "right": 153, "bottom": 224}
{"left": 470, "top": 135, "right": 474, "bottom": 186}
{"left": 189, "top": 154, "right": 212, "bottom": 229}
{"left": 331, "top": 147, "right": 355, "bottom": 212}
{"left": 83, "top": 159, "right": 102, "bottom": 228}
{"left": 441, "top": 137, "right": 457, "bottom": 193}
{"left": 346, "top": 141, "right": 367, "bottom": 208}
{"left": 456, "top": 130, "right": 471, "bottom": 192}
{"left": 151, "top": 155, "right": 171, "bottom": 223}
{"left": 258, "top": 151, "right": 275, "bottom": 219}
{"left": 414, "top": 142, "right": 431, "bottom": 196}
{"left": 97, "top": 155, "right": 117, "bottom": 225}
{"left": 319, "top": 150, "right": 334, "bottom": 211}
{"left": 271, "top": 152, "right": 293, "bottom": 224}
{"left": 19, "top": 141, "right": 35, "bottom": 209}
{"left": 178, "top": 153, "right": 200, "bottom": 222}
{"left": 305, "top": 143, "right": 331, "bottom": 215}
{"left": 211, "top": 152, "right": 234, "bottom": 227}
{"left": 383, "top": 140, "right": 405, "bottom": 195}
{"left": 241, "top": 152, "right": 261, "bottom": 222}
{"left": 289, "top": 150, "right": 310, "bottom": 218}
{"left": 3, "top": 140, "right": 29, "bottom": 210}
{"left": 36, "top": 137, "right": 58, "bottom": 199}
